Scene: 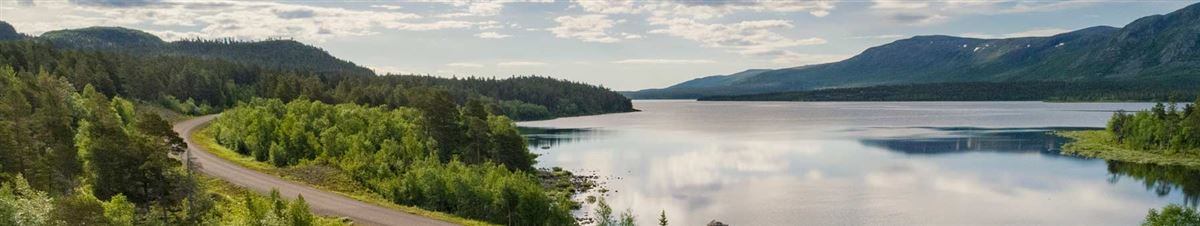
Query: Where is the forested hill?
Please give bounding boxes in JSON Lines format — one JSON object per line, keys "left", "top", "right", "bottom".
{"left": 0, "top": 22, "right": 633, "bottom": 120}
{"left": 0, "top": 21, "right": 24, "bottom": 41}
{"left": 36, "top": 26, "right": 372, "bottom": 75}
{"left": 626, "top": 2, "right": 1200, "bottom": 100}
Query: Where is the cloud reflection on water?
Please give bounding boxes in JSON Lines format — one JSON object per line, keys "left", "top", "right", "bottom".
{"left": 519, "top": 101, "right": 1187, "bottom": 226}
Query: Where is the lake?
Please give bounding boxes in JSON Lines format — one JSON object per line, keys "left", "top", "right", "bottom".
{"left": 518, "top": 101, "right": 1199, "bottom": 226}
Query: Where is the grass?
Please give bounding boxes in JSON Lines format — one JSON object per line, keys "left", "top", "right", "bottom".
{"left": 191, "top": 126, "right": 496, "bottom": 226}
{"left": 1058, "top": 130, "right": 1200, "bottom": 168}
{"left": 197, "top": 174, "right": 352, "bottom": 226}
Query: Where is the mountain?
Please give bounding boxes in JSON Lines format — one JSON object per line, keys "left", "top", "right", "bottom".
{"left": 621, "top": 69, "right": 769, "bottom": 99}
{"left": 40, "top": 26, "right": 164, "bottom": 49}
{"left": 626, "top": 3, "right": 1200, "bottom": 100}
{"left": 0, "top": 21, "right": 25, "bottom": 41}
{"left": 31, "top": 26, "right": 371, "bottom": 75}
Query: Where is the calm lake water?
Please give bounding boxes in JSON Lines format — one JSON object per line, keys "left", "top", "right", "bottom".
{"left": 518, "top": 100, "right": 1199, "bottom": 226}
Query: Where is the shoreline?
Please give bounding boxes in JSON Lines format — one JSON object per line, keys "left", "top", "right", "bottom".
{"left": 1058, "top": 130, "right": 1200, "bottom": 169}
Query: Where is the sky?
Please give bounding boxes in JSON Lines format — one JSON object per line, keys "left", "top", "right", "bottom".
{"left": 0, "top": 0, "right": 1195, "bottom": 91}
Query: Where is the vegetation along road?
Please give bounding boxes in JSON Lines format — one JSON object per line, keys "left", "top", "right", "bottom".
{"left": 174, "top": 115, "right": 457, "bottom": 226}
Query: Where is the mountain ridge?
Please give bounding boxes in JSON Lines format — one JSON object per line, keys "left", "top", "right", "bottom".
{"left": 625, "top": 2, "right": 1200, "bottom": 100}
{"left": 7, "top": 24, "right": 373, "bottom": 75}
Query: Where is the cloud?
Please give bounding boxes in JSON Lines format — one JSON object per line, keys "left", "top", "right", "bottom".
{"left": 437, "top": 0, "right": 554, "bottom": 17}
{"left": 870, "top": 0, "right": 1096, "bottom": 25}
{"left": 385, "top": 20, "right": 495, "bottom": 31}
{"left": 4, "top": 0, "right": 434, "bottom": 42}
{"left": 4, "top": 0, "right": 529, "bottom": 43}
{"left": 370, "top": 4, "right": 404, "bottom": 10}
{"left": 612, "top": 59, "right": 716, "bottom": 64}
{"left": 577, "top": 0, "right": 836, "bottom": 19}
{"left": 474, "top": 31, "right": 511, "bottom": 39}
{"left": 648, "top": 17, "right": 826, "bottom": 63}
{"left": 960, "top": 28, "right": 1072, "bottom": 39}
{"left": 69, "top": 0, "right": 161, "bottom": 8}
{"left": 888, "top": 12, "right": 947, "bottom": 25}
{"left": 548, "top": 14, "right": 621, "bottom": 43}
{"left": 576, "top": 0, "right": 647, "bottom": 14}
{"left": 770, "top": 52, "right": 850, "bottom": 65}
{"left": 851, "top": 34, "right": 907, "bottom": 39}
{"left": 871, "top": 0, "right": 929, "bottom": 10}
{"left": 272, "top": 8, "right": 316, "bottom": 19}
{"left": 446, "top": 62, "right": 484, "bottom": 67}
{"left": 496, "top": 61, "right": 547, "bottom": 67}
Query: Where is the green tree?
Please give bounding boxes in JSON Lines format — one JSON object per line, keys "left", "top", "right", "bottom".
{"left": 595, "top": 198, "right": 614, "bottom": 226}
{"left": 1142, "top": 204, "right": 1200, "bottom": 226}
{"left": 659, "top": 210, "right": 668, "bottom": 226}
{"left": 102, "top": 194, "right": 135, "bottom": 226}
{"left": 409, "top": 88, "right": 464, "bottom": 162}
{"left": 619, "top": 209, "right": 636, "bottom": 226}
{"left": 287, "top": 195, "right": 313, "bottom": 226}
{"left": 488, "top": 116, "right": 534, "bottom": 171}
{"left": 50, "top": 192, "right": 108, "bottom": 226}
{"left": 0, "top": 175, "right": 53, "bottom": 226}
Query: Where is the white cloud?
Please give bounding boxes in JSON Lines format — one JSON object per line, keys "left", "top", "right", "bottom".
{"left": 851, "top": 34, "right": 907, "bottom": 39}
{"left": 869, "top": 0, "right": 1095, "bottom": 25}
{"left": 960, "top": 28, "right": 1072, "bottom": 39}
{"left": 384, "top": 20, "right": 498, "bottom": 31}
{"left": 497, "top": 61, "right": 547, "bottom": 67}
{"left": 474, "top": 31, "right": 511, "bottom": 39}
{"left": 621, "top": 32, "right": 643, "bottom": 39}
{"left": 770, "top": 52, "right": 850, "bottom": 65}
{"left": 370, "top": 4, "right": 404, "bottom": 10}
{"left": 871, "top": 0, "right": 930, "bottom": 10}
{"left": 446, "top": 62, "right": 485, "bottom": 67}
{"left": 612, "top": 59, "right": 716, "bottom": 64}
{"left": 576, "top": 0, "right": 647, "bottom": 14}
{"left": 437, "top": 0, "right": 554, "bottom": 17}
{"left": 0, "top": 0, "right": 525, "bottom": 42}
{"left": 548, "top": 14, "right": 621, "bottom": 43}
{"left": 577, "top": 0, "right": 836, "bottom": 19}
{"left": 0, "top": 0, "right": 432, "bottom": 42}
{"left": 647, "top": 17, "right": 826, "bottom": 63}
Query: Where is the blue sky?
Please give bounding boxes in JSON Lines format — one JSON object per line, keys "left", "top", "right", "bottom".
{"left": 0, "top": 0, "right": 1194, "bottom": 90}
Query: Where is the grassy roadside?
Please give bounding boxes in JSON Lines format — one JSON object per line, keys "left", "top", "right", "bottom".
{"left": 191, "top": 125, "right": 496, "bottom": 226}
{"left": 197, "top": 174, "right": 352, "bottom": 226}
{"left": 1058, "top": 130, "right": 1200, "bottom": 168}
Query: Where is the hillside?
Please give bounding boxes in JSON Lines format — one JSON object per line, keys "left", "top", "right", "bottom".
{"left": 0, "top": 23, "right": 633, "bottom": 119}
{"left": 35, "top": 26, "right": 371, "bottom": 75}
{"left": 0, "top": 21, "right": 24, "bottom": 41}
{"left": 627, "top": 3, "right": 1200, "bottom": 100}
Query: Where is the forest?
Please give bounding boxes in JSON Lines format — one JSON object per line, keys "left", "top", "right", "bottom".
{"left": 0, "top": 40, "right": 632, "bottom": 121}
{"left": 207, "top": 97, "right": 575, "bottom": 225}
{"left": 1106, "top": 99, "right": 1200, "bottom": 152}
{"left": 0, "top": 30, "right": 635, "bottom": 225}
{"left": 699, "top": 81, "right": 1200, "bottom": 102}
{"left": 0, "top": 67, "right": 337, "bottom": 225}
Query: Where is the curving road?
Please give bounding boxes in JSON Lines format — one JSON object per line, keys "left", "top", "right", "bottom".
{"left": 174, "top": 115, "right": 456, "bottom": 226}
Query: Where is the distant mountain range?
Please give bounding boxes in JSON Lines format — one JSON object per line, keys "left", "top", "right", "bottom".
{"left": 625, "top": 2, "right": 1200, "bottom": 100}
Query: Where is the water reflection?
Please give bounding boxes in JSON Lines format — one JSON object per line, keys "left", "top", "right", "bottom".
{"left": 1106, "top": 161, "right": 1200, "bottom": 206}
{"left": 859, "top": 128, "right": 1083, "bottom": 157}
{"left": 520, "top": 127, "right": 604, "bottom": 150}
{"left": 517, "top": 101, "right": 1182, "bottom": 226}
